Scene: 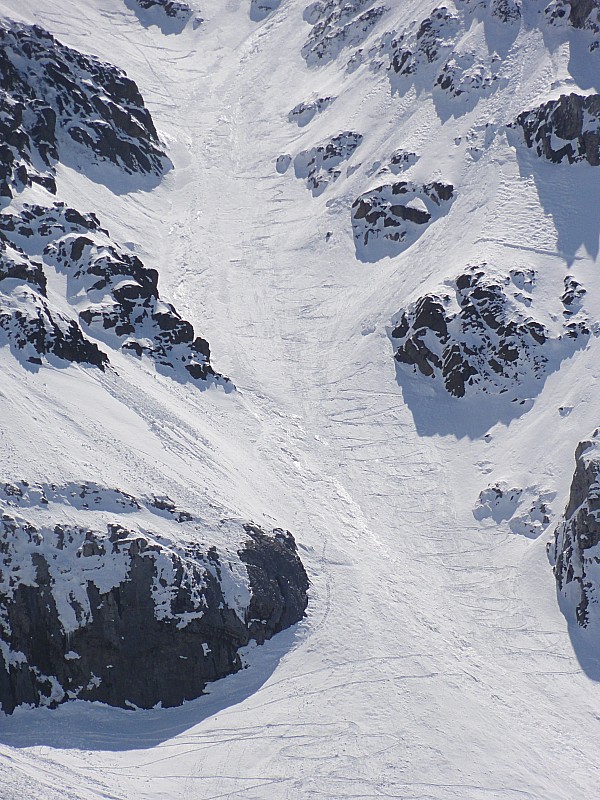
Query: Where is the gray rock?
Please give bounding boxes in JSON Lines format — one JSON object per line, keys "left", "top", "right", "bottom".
{"left": 0, "top": 20, "right": 169, "bottom": 196}
{"left": 351, "top": 179, "right": 454, "bottom": 258}
{"left": 390, "top": 265, "right": 589, "bottom": 399}
{"left": 549, "top": 436, "right": 600, "bottom": 627}
{"left": 515, "top": 94, "right": 600, "bottom": 166}
{"left": 0, "top": 485, "right": 309, "bottom": 714}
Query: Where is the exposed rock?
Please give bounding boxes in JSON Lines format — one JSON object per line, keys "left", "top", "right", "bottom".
{"left": 435, "top": 51, "right": 500, "bottom": 99}
{"left": 549, "top": 435, "right": 600, "bottom": 627}
{"left": 0, "top": 203, "right": 225, "bottom": 385}
{"left": 474, "top": 481, "right": 555, "bottom": 537}
{"left": 351, "top": 179, "right": 454, "bottom": 258}
{"left": 515, "top": 94, "right": 600, "bottom": 166}
{"left": 562, "top": 275, "right": 586, "bottom": 316}
{"left": 302, "top": 0, "right": 387, "bottom": 66}
{"left": 288, "top": 96, "right": 335, "bottom": 127}
{"left": 133, "top": 0, "right": 193, "bottom": 19}
{"left": 0, "top": 234, "right": 108, "bottom": 370}
{"left": 293, "top": 131, "right": 363, "bottom": 195}
{"left": 545, "top": 0, "right": 600, "bottom": 43}
{"left": 390, "top": 265, "right": 588, "bottom": 399}
{"left": 0, "top": 484, "right": 309, "bottom": 714}
{"left": 387, "top": 7, "right": 461, "bottom": 88}
{"left": 389, "top": 149, "right": 419, "bottom": 173}
{"left": 0, "top": 20, "right": 169, "bottom": 197}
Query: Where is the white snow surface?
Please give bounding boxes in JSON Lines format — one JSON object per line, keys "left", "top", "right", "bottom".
{"left": 1, "top": 0, "right": 600, "bottom": 797}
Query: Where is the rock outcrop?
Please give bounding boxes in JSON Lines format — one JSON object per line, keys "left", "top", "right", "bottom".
{"left": 390, "top": 265, "right": 588, "bottom": 399}
{"left": 550, "top": 436, "right": 600, "bottom": 627}
{"left": 0, "top": 203, "right": 225, "bottom": 384}
{"left": 302, "top": 0, "right": 387, "bottom": 65}
{"left": 515, "top": 94, "right": 600, "bottom": 166}
{"left": 0, "top": 481, "right": 309, "bottom": 714}
{"left": 288, "top": 96, "right": 335, "bottom": 127}
{"left": 292, "top": 131, "right": 363, "bottom": 195}
{"left": 251, "top": 0, "right": 281, "bottom": 21}
{"left": 474, "top": 481, "right": 555, "bottom": 537}
{"left": 0, "top": 21, "right": 169, "bottom": 199}
{"left": 351, "top": 179, "right": 454, "bottom": 259}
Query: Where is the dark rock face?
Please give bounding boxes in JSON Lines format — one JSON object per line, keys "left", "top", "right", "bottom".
{"left": 545, "top": 0, "right": 600, "bottom": 40}
{"left": 435, "top": 51, "right": 500, "bottom": 98}
{"left": 0, "top": 20, "right": 169, "bottom": 199}
{"left": 351, "top": 180, "right": 454, "bottom": 258}
{"left": 390, "top": 265, "right": 588, "bottom": 399}
{"left": 302, "top": 0, "right": 387, "bottom": 65}
{"left": 0, "top": 203, "right": 225, "bottom": 384}
{"left": 288, "top": 96, "right": 335, "bottom": 127}
{"left": 0, "top": 482, "right": 309, "bottom": 714}
{"left": 549, "top": 437, "right": 600, "bottom": 627}
{"left": 293, "top": 131, "right": 363, "bottom": 195}
{"left": 389, "top": 149, "right": 419, "bottom": 173}
{"left": 515, "top": 94, "right": 600, "bottom": 166}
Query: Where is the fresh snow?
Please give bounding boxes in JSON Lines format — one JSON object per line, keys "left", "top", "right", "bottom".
{"left": 1, "top": 0, "right": 600, "bottom": 797}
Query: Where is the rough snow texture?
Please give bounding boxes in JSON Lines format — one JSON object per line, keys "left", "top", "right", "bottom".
{"left": 550, "top": 436, "right": 600, "bottom": 626}
{"left": 390, "top": 265, "right": 589, "bottom": 399}
{"left": 0, "top": 480, "right": 309, "bottom": 714}
{"left": 293, "top": 131, "right": 363, "bottom": 195}
{"left": 351, "top": 179, "right": 454, "bottom": 259}
{"left": 515, "top": 93, "right": 600, "bottom": 166}
{"left": 0, "top": 21, "right": 169, "bottom": 195}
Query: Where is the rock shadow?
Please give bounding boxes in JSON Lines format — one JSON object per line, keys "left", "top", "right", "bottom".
{"left": 123, "top": 0, "right": 191, "bottom": 34}
{"left": 512, "top": 138, "right": 600, "bottom": 265}
{"left": 0, "top": 624, "right": 303, "bottom": 751}
{"left": 394, "top": 367, "right": 534, "bottom": 439}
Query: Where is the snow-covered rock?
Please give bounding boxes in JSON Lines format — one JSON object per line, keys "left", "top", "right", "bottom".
{"left": 0, "top": 203, "right": 225, "bottom": 384}
{"left": 550, "top": 435, "right": 600, "bottom": 626}
{"left": 390, "top": 265, "right": 589, "bottom": 399}
{"left": 515, "top": 93, "right": 600, "bottom": 166}
{"left": 302, "top": 0, "right": 387, "bottom": 65}
{"left": 474, "top": 481, "right": 555, "bottom": 538}
{"left": 0, "top": 20, "right": 169, "bottom": 196}
{"left": 288, "top": 96, "right": 335, "bottom": 127}
{"left": 351, "top": 179, "right": 454, "bottom": 259}
{"left": 0, "top": 481, "right": 309, "bottom": 713}
{"left": 293, "top": 131, "right": 363, "bottom": 195}
{"left": 0, "top": 233, "right": 109, "bottom": 370}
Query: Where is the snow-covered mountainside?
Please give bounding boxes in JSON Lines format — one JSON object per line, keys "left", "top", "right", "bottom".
{"left": 0, "top": 0, "right": 600, "bottom": 797}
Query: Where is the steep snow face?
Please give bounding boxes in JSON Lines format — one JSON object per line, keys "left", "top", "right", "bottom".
{"left": 1, "top": 0, "right": 600, "bottom": 797}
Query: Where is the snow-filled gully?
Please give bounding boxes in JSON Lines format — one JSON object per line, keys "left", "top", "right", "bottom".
{"left": 1, "top": 0, "right": 600, "bottom": 798}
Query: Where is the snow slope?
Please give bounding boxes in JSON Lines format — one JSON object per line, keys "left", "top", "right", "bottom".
{"left": 1, "top": 0, "right": 600, "bottom": 797}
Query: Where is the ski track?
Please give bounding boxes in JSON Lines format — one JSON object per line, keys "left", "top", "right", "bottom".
{"left": 1, "top": 0, "right": 600, "bottom": 798}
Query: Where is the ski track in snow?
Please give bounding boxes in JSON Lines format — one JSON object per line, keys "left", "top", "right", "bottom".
{"left": 1, "top": 0, "right": 600, "bottom": 797}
